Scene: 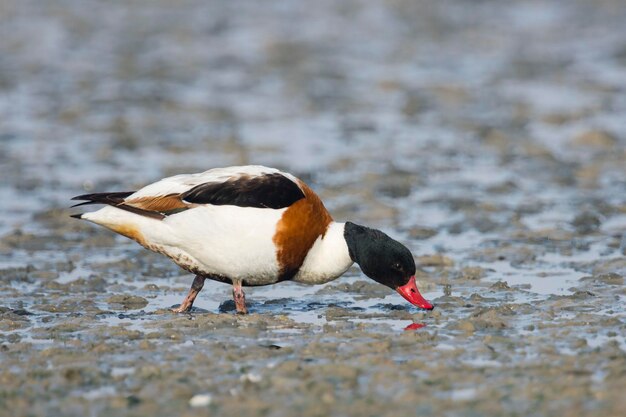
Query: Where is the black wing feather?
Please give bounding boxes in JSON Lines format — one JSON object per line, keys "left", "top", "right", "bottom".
{"left": 70, "top": 191, "right": 165, "bottom": 220}
{"left": 181, "top": 173, "right": 305, "bottom": 209}
{"left": 71, "top": 191, "right": 135, "bottom": 206}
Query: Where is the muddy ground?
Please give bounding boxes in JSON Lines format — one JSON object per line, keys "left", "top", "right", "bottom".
{"left": 1, "top": 0, "right": 626, "bottom": 416}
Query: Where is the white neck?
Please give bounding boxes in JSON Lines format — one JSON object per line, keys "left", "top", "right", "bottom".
{"left": 292, "top": 222, "right": 354, "bottom": 285}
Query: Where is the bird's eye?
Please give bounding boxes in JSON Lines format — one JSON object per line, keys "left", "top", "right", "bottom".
{"left": 392, "top": 262, "right": 402, "bottom": 270}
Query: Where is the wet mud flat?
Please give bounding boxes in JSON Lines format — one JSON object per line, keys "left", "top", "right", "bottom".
{"left": 2, "top": 0, "right": 626, "bottom": 416}
{"left": 1, "top": 219, "right": 625, "bottom": 417}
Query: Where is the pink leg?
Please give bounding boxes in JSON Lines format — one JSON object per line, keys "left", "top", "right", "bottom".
{"left": 171, "top": 275, "right": 205, "bottom": 313}
{"left": 232, "top": 280, "right": 248, "bottom": 314}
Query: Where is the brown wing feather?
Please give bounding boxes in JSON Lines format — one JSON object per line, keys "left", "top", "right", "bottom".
{"left": 124, "top": 194, "right": 189, "bottom": 213}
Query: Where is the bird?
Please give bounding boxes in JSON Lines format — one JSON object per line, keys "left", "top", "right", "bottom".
{"left": 71, "top": 165, "right": 434, "bottom": 314}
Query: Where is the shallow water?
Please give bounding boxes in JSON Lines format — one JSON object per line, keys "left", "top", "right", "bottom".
{"left": 1, "top": 0, "right": 626, "bottom": 416}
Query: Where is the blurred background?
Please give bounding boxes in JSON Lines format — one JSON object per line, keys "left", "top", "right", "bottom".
{"left": 2, "top": 0, "right": 625, "bottom": 233}
{"left": 1, "top": 1, "right": 626, "bottom": 416}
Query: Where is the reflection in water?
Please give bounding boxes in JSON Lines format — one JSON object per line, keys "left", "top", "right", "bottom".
{"left": 404, "top": 322, "right": 427, "bottom": 331}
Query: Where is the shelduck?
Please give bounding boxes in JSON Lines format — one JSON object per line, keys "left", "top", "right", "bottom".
{"left": 71, "top": 165, "right": 434, "bottom": 314}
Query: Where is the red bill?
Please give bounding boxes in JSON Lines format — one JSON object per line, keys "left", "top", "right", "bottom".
{"left": 396, "top": 276, "right": 434, "bottom": 310}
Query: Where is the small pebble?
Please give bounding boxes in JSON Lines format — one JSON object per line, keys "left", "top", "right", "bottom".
{"left": 240, "top": 373, "right": 262, "bottom": 383}
{"left": 189, "top": 394, "right": 212, "bottom": 408}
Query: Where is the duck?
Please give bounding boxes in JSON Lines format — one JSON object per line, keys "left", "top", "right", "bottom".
{"left": 71, "top": 165, "right": 434, "bottom": 314}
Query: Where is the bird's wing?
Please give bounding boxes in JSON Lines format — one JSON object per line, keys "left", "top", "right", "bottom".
{"left": 71, "top": 165, "right": 305, "bottom": 219}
